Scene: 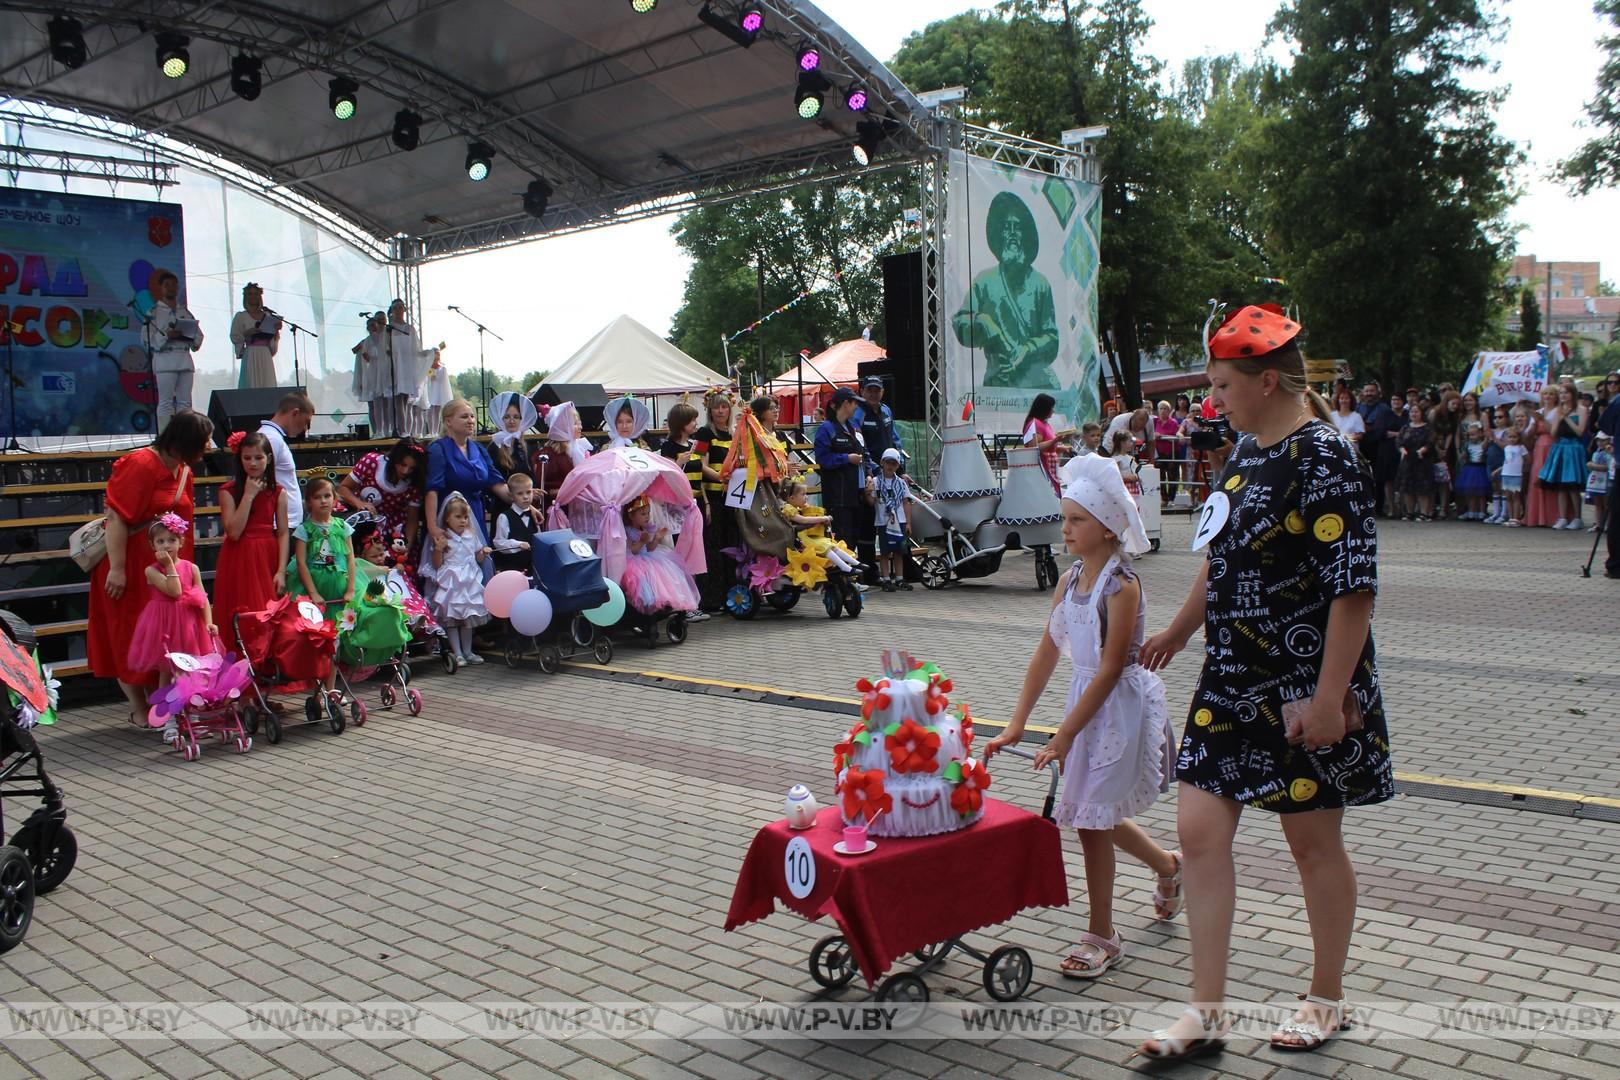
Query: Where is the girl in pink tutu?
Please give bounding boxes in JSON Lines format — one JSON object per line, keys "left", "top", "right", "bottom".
{"left": 620, "top": 494, "right": 701, "bottom": 614}
{"left": 127, "top": 513, "right": 216, "bottom": 744}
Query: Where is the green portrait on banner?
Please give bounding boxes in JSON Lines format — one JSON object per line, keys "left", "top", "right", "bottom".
{"left": 950, "top": 192, "right": 1060, "bottom": 389}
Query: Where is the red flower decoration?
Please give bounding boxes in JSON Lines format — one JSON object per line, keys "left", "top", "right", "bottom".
{"left": 834, "top": 721, "right": 866, "bottom": 779}
{"left": 857, "top": 677, "right": 891, "bottom": 722}
{"left": 841, "top": 769, "right": 892, "bottom": 823}
{"left": 958, "top": 706, "right": 974, "bottom": 753}
{"left": 951, "top": 758, "right": 992, "bottom": 816}
{"left": 886, "top": 717, "right": 941, "bottom": 774}
{"left": 923, "top": 674, "right": 952, "bottom": 715}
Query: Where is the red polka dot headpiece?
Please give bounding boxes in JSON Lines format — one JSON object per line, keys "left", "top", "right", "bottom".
{"left": 1209, "top": 304, "right": 1302, "bottom": 361}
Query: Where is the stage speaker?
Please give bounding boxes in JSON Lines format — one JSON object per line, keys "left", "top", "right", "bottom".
{"left": 883, "top": 252, "right": 923, "bottom": 363}
{"left": 207, "top": 386, "right": 305, "bottom": 448}
{"left": 857, "top": 359, "right": 925, "bottom": 422}
{"left": 532, "top": 383, "right": 608, "bottom": 433}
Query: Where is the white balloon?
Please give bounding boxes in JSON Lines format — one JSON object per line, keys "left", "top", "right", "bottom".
{"left": 509, "top": 590, "right": 554, "bottom": 636}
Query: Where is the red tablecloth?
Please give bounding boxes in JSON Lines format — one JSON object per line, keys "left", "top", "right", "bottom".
{"left": 724, "top": 797, "right": 1069, "bottom": 986}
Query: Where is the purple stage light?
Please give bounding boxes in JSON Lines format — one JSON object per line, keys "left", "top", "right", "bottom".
{"left": 741, "top": 11, "right": 763, "bottom": 34}
{"left": 798, "top": 46, "right": 820, "bottom": 72}
{"left": 846, "top": 88, "right": 868, "bottom": 112}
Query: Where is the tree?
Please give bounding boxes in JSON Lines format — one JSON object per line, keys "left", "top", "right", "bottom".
{"left": 1560, "top": 0, "right": 1620, "bottom": 192}
{"left": 1262, "top": 0, "right": 1519, "bottom": 390}
{"left": 888, "top": 11, "right": 1011, "bottom": 111}
{"left": 1518, "top": 288, "right": 1542, "bottom": 351}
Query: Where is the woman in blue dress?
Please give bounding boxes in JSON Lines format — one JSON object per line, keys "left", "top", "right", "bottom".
{"left": 1536, "top": 383, "right": 1591, "bottom": 529}
{"left": 425, "top": 398, "right": 509, "bottom": 576}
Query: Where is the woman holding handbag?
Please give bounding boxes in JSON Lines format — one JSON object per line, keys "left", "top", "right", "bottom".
{"left": 86, "top": 412, "right": 213, "bottom": 726}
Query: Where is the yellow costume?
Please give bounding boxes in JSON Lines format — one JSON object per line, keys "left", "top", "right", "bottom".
{"left": 782, "top": 502, "right": 857, "bottom": 565}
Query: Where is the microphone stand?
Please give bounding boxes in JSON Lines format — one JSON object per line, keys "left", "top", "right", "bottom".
{"left": 281, "top": 315, "right": 319, "bottom": 389}
{"left": 447, "top": 304, "right": 504, "bottom": 430}
{"left": 126, "top": 294, "right": 157, "bottom": 435}
{"left": 2, "top": 315, "right": 20, "bottom": 452}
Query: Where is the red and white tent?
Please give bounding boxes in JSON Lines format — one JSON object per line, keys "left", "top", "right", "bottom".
{"left": 766, "top": 338, "right": 886, "bottom": 423}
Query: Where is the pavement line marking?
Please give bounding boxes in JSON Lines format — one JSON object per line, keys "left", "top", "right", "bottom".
{"left": 562, "top": 661, "right": 1620, "bottom": 810}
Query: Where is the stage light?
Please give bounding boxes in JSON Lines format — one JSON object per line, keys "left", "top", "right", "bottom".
{"left": 795, "top": 70, "right": 829, "bottom": 120}
{"left": 392, "top": 109, "right": 422, "bottom": 151}
{"left": 155, "top": 33, "right": 190, "bottom": 79}
{"left": 852, "top": 120, "right": 886, "bottom": 166}
{"left": 523, "top": 178, "right": 553, "bottom": 219}
{"left": 698, "top": 3, "right": 761, "bottom": 48}
{"left": 797, "top": 46, "right": 820, "bottom": 73}
{"left": 465, "top": 141, "right": 494, "bottom": 182}
{"left": 48, "top": 16, "right": 87, "bottom": 70}
{"left": 230, "top": 55, "right": 262, "bottom": 101}
{"left": 629, "top": 0, "right": 657, "bottom": 11}
{"left": 329, "top": 77, "right": 359, "bottom": 120}
{"left": 844, "top": 86, "right": 868, "bottom": 112}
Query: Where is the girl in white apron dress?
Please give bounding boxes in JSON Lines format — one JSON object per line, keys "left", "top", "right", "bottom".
{"left": 985, "top": 454, "right": 1179, "bottom": 979}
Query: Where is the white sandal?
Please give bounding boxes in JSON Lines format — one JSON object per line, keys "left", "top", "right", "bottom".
{"left": 1152, "top": 851, "right": 1183, "bottom": 921}
{"left": 1139, "top": 1006, "right": 1228, "bottom": 1061}
{"left": 1271, "top": 994, "right": 1352, "bottom": 1052}
{"left": 1059, "top": 930, "right": 1122, "bottom": 979}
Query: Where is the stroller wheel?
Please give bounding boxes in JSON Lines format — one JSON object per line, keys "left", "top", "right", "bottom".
{"left": 667, "top": 614, "right": 688, "bottom": 644}
{"left": 984, "top": 945, "right": 1033, "bottom": 1002}
{"left": 571, "top": 613, "right": 594, "bottom": 647}
{"left": 876, "top": 973, "right": 929, "bottom": 1004}
{"left": 263, "top": 709, "right": 283, "bottom": 745}
{"left": 351, "top": 699, "right": 367, "bottom": 728}
{"left": 0, "top": 845, "right": 36, "bottom": 955}
{"left": 182, "top": 739, "right": 200, "bottom": 762}
{"left": 843, "top": 591, "right": 863, "bottom": 619}
{"left": 326, "top": 694, "right": 346, "bottom": 735}
{"left": 11, "top": 823, "right": 76, "bottom": 896}
{"left": 536, "top": 645, "right": 561, "bottom": 674}
{"left": 235, "top": 736, "right": 252, "bottom": 754}
{"left": 399, "top": 659, "right": 413, "bottom": 685}
{"left": 1035, "top": 554, "right": 1052, "bottom": 591}
{"left": 242, "top": 709, "right": 259, "bottom": 738}
{"left": 919, "top": 555, "right": 951, "bottom": 590}
{"left": 823, "top": 587, "right": 843, "bottom": 619}
{"left": 406, "top": 688, "right": 423, "bottom": 716}
{"left": 766, "top": 587, "right": 800, "bottom": 612}
{"left": 592, "top": 638, "right": 614, "bottom": 665}
{"left": 725, "top": 584, "right": 758, "bottom": 620}
{"left": 380, "top": 683, "right": 397, "bottom": 708}
{"left": 442, "top": 649, "right": 459, "bottom": 675}
{"left": 1149, "top": 537, "right": 1161, "bottom": 553}
{"left": 305, "top": 696, "right": 321, "bottom": 725}
{"left": 503, "top": 640, "right": 523, "bottom": 668}
{"left": 808, "top": 935, "right": 857, "bottom": 989}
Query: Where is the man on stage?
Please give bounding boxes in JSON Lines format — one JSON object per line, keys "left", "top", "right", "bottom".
{"left": 145, "top": 269, "right": 204, "bottom": 430}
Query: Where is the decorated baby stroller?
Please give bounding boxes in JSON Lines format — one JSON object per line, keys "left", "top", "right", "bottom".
{"left": 374, "top": 560, "right": 457, "bottom": 675}
{"left": 549, "top": 445, "right": 705, "bottom": 648}
{"left": 146, "top": 641, "right": 256, "bottom": 761}
{"left": 335, "top": 577, "right": 420, "bottom": 722}
{"left": 908, "top": 420, "right": 1010, "bottom": 590}
{"left": 0, "top": 611, "right": 76, "bottom": 953}
{"left": 502, "top": 528, "right": 617, "bottom": 672}
{"left": 233, "top": 595, "right": 344, "bottom": 744}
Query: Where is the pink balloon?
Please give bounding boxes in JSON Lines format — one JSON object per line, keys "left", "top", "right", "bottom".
{"left": 483, "top": 570, "right": 530, "bottom": 619}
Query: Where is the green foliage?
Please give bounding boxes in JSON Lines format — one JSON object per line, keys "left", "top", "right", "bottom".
{"left": 1262, "top": 0, "right": 1520, "bottom": 387}
{"left": 1518, "top": 289, "right": 1542, "bottom": 352}
{"left": 1559, "top": 0, "right": 1620, "bottom": 192}
{"left": 888, "top": 11, "right": 1010, "bottom": 113}
{"left": 450, "top": 367, "right": 548, "bottom": 402}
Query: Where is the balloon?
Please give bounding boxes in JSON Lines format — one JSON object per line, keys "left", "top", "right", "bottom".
{"left": 509, "top": 589, "right": 554, "bottom": 637}
{"left": 134, "top": 289, "right": 154, "bottom": 317}
{"left": 129, "top": 259, "right": 154, "bottom": 294}
{"left": 584, "top": 578, "right": 626, "bottom": 627}
{"left": 483, "top": 570, "right": 529, "bottom": 619}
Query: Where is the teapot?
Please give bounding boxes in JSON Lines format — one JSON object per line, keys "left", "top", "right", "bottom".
{"left": 784, "top": 784, "right": 820, "bottom": 829}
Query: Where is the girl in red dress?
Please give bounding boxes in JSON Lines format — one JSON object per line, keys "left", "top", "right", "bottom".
{"left": 88, "top": 412, "right": 211, "bottom": 725}
{"left": 213, "top": 430, "right": 290, "bottom": 634}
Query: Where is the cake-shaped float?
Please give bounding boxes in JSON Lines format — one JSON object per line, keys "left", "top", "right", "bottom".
{"left": 834, "top": 651, "right": 992, "bottom": 838}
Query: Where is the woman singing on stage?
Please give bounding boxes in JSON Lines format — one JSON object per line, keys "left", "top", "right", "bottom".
{"left": 229, "top": 282, "right": 281, "bottom": 389}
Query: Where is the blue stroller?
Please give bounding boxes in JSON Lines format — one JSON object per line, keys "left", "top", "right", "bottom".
{"left": 501, "top": 529, "right": 615, "bottom": 672}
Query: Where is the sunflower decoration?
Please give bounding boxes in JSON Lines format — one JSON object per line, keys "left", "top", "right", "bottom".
{"left": 783, "top": 545, "right": 828, "bottom": 589}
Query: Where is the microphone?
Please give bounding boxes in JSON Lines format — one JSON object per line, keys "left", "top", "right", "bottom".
{"left": 448, "top": 304, "right": 460, "bottom": 311}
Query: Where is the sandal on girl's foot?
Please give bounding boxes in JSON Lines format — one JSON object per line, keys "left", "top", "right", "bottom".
{"left": 1059, "top": 931, "right": 1123, "bottom": 979}
{"left": 1152, "top": 851, "right": 1184, "bottom": 921}
{"left": 1271, "top": 994, "right": 1352, "bottom": 1052}
{"left": 1139, "top": 1006, "right": 1228, "bottom": 1061}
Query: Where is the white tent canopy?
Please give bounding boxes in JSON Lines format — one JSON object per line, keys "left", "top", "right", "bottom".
{"left": 544, "top": 315, "right": 725, "bottom": 395}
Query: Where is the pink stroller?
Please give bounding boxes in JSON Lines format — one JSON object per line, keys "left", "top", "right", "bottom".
{"left": 549, "top": 446, "right": 707, "bottom": 647}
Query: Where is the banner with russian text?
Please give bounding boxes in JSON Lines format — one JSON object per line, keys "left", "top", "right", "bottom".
{"left": 1460, "top": 347, "right": 1548, "bottom": 407}
{"left": 0, "top": 189, "right": 185, "bottom": 437}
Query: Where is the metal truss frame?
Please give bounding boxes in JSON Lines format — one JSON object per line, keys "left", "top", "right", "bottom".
{"left": 0, "top": 139, "right": 175, "bottom": 189}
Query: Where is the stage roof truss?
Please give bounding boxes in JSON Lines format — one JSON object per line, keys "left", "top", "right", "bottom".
{"left": 0, "top": 0, "right": 933, "bottom": 264}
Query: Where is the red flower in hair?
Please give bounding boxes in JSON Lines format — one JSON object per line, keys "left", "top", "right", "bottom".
{"left": 226, "top": 430, "right": 247, "bottom": 453}
{"left": 886, "top": 717, "right": 941, "bottom": 774}
{"left": 840, "top": 769, "right": 892, "bottom": 823}
{"left": 951, "top": 758, "right": 991, "bottom": 816}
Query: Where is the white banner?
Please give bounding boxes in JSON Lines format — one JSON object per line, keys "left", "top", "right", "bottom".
{"left": 945, "top": 151, "right": 1102, "bottom": 436}
{"left": 1461, "top": 347, "right": 1549, "bottom": 406}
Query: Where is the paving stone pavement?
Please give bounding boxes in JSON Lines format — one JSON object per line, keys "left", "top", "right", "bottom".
{"left": 1, "top": 516, "right": 1616, "bottom": 1079}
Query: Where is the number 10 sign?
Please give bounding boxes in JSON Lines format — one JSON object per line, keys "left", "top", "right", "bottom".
{"left": 783, "top": 836, "right": 816, "bottom": 899}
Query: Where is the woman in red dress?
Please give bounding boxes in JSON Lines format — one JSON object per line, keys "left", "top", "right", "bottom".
{"left": 88, "top": 412, "right": 213, "bottom": 724}
{"left": 1522, "top": 386, "right": 1560, "bottom": 527}
{"left": 213, "top": 430, "right": 290, "bottom": 634}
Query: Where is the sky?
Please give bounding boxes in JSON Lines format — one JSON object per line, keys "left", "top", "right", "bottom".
{"left": 416, "top": 0, "right": 1620, "bottom": 384}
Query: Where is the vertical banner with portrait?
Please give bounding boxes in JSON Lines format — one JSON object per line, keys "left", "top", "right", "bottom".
{"left": 945, "top": 151, "right": 1101, "bottom": 436}
{"left": 0, "top": 188, "right": 185, "bottom": 437}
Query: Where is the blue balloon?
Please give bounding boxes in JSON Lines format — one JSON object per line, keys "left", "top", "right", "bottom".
{"left": 129, "top": 260, "right": 154, "bottom": 294}
{"left": 585, "top": 578, "right": 626, "bottom": 627}
{"left": 133, "top": 289, "right": 154, "bottom": 317}
{"left": 510, "top": 589, "right": 554, "bottom": 637}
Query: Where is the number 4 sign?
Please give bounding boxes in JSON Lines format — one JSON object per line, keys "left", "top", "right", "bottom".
{"left": 783, "top": 835, "right": 816, "bottom": 899}
{"left": 724, "top": 469, "right": 757, "bottom": 511}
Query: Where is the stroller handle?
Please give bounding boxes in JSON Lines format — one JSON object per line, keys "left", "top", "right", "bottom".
{"left": 994, "top": 744, "right": 1061, "bottom": 823}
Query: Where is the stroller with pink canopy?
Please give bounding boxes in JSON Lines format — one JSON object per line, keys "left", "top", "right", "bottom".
{"left": 549, "top": 445, "right": 707, "bottom": 647}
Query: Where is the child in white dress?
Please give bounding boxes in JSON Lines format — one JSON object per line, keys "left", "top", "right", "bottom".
{"left": 425, "top": 491, "right": 490, "bottom": 664}
{"left": 985, "top": 453, "right": 1178, "bottom": 979}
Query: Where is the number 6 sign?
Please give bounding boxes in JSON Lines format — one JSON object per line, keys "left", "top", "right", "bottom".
{"left": 783, "top": 835, "right": 816, "bottom": 899}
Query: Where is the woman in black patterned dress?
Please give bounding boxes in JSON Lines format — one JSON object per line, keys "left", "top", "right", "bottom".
{"left": 1137, "top": 306, "right": 1392, "bottom": 1062}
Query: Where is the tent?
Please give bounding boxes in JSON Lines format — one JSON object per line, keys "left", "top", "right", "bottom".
{"left": 542, "top": 316, "right": 726, "bottom": 395}
{"left": 767, "top": 338, "right": 887, "bottom": 424}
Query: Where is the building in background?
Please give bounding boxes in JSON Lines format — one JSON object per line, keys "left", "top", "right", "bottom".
{"left": 1505, "top": 255, "right": 1620, "bottom": 359}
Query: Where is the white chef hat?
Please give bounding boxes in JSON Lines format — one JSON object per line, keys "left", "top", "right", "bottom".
{"left": 1057, "top": 453, "right": 1151, "bottom": 556}
{"left": 546, "top": 401, "right": 578, "bottom": 443}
